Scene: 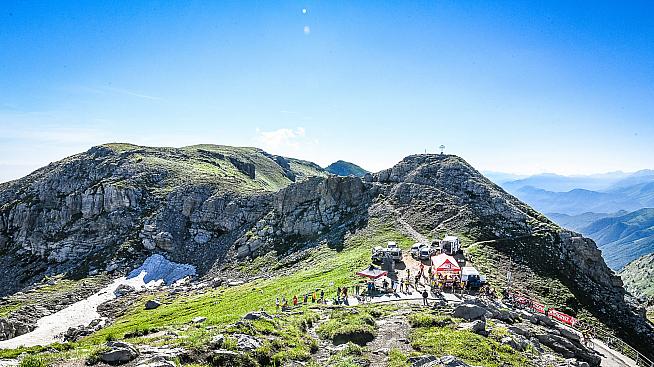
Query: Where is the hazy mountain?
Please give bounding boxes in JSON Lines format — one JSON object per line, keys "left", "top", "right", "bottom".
{"left": 482, "top": 171, "right": 528, "bottom": 185}
{"left": 510, "top": 186, "right": 644, "bottom": 216}
{"left": 546, "top": 211, "right": 628, "bottom": 232}
{"left": 324, "top": 160, "right": 369, "bottom": 177}
{"left": 582, "top": 208, "right": 654, "bottom": 270}
{"left": 502, "top": 172, "right": 630, "bottom": 193}
{"left": 607, "top": 170, "right": 654, "bottom": 191}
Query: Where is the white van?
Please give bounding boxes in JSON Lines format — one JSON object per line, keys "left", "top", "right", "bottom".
{"left": 439, "top": 235, "right": 461, "bottom": 255}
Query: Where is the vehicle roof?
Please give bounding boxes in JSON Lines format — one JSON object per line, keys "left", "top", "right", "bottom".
{"left": 443, "top": 235, "right": 459, "bottom": 242}
{"left": 461, "top": 266, "right": 479, "bottom": 275}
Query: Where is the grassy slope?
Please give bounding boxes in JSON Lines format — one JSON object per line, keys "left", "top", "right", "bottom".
{"left": 620, "top": 252, "right": 654, "bottom": 299}
{"left": 103, "top": 143, "right": 326, "bottom": 195}
{"left": 81, "top": 220, "right": 412, "bottom": 345}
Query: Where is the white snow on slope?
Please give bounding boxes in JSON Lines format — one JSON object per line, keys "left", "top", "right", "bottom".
{"left": 0, "top": 255, "right": 195, "bottom": 349}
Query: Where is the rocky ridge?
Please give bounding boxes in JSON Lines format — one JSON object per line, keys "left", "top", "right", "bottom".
{"left": 0, "top": 146, "right": 652, "bottom": 359}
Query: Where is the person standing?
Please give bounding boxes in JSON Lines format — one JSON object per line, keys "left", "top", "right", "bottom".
{"left": 422, "top": 289, "right": 429, "bottom": 306}
{"left": 293, "top": 295, "right": 298, "bottom": 306}
{"left": 320, "top": 289, "right": 325, "bottom": 302}
{"left": 275, "top": 297, "right": 280, "bottom": 312}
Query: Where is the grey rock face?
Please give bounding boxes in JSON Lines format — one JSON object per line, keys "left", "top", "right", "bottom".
{"left": 144, "top": 300, "right": 161, "bottom": 310}
{"left": 453, "top": 304, "right": 488, "bottom": 321}
{"left": 0, "top": 319, "right": 35, "bottom": 340}
{"left": 101, "top": 341, "right": 139, "bottom": 364}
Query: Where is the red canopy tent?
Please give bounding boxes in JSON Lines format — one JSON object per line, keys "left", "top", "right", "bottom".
{"left": 431, "top": 253, "right": 461, "bottom": 274}
{"left": 356, "top": 265, "right": 388, "bottom": 279}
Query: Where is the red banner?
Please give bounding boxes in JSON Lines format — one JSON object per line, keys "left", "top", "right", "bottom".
{"left": 531, "top": 301, "right": 545, "bottom": 314}
{"left": 548, "top": 309, "right": 578, "bottom": 326}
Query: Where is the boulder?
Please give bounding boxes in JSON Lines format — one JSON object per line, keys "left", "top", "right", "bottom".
{"left": 243, "top": 311, "right": 273, "bottom": 321}
{"left": 235, "top": 333, "right": 262, "bottom": 351}
{"left": 557, "top": 326, "right": 582, "bottom": 342}
{"left": 192, "top": 316, "right": 207, "bottom": 324}
{"left": 407, "top": 355, "right": 440, "bottom": 367}
{"left": 529, "top": 313, "right": 555, "bottom": 327}
{"left": 458, "top": 320, "right": 486, "bottom": 335}
{"left": 501, "top": 336, "right": 522, "bottom": 351}
{"left": 145, "top": 300, "right": 161, "bottom": 310}
{"left": 114, "top": 284, "right": 136, "bottom": 297}
{"left": 440, "top": 355, "right": 472, "bottom": 366}
{"left": 453, "top": 304, "right": 487, "bottom": 321}
{"left": 508, "top": 324, "right": 533, "bottom": 338}
{"left": 100, "top": 341, "right": 139, "bottom": 364}
{"left": 136, "top": 356, "right": 175, "bottom": 367}
{"left": 209, "top": 334, "right": 225, "bottom": 349}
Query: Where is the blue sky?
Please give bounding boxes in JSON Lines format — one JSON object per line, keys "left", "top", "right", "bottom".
{"left": 1, "top": 1, "right": 653, "bottom": 182}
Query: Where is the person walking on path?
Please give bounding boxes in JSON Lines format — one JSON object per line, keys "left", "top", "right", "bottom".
{"left": 312, "top": 290, "right": 317, "bottom": 303}
{"left": 293, "top": 295, "right": 298, "bottom": 306}
{"left": 422, "top": 289, "right": 429, "bottom": 306}
{"left": 275, "top": 297, "right": 280, "bottom": 312}
{"left": 303, "top": 293, "right": 308, "bottom": 304}
{"left": 320, "top": 289, "right": 325, "bottom": 303}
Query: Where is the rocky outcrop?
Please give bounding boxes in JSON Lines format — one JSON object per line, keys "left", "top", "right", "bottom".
{"left": 0, "top": 319, "right": 35, "bottom": 340}
{"left": 0, "top": 144, "right": 325, "bottom": 295}
{"left": 100, "top": 341, "right": 139, "bottom": 364}
{"left": 234, "top": 176, "right": 375, "bottom": 258}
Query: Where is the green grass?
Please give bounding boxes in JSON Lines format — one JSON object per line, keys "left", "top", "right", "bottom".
{"left": 407, "top": 312, "right": 454, "bottom": 328}
{"left": 0, "top": 301, "right": 22, "bottom": 318}
{"left": 388, "top": 347, "right": 410, "bottom": 367}
{"left": 18, "top": 355, "right": 51, "bottom": 367}
{"left": 79, "top": 220, "right": 410, "bottom": 345}
{"left": 410, "top": 325, "right": 530, "bottom": 367}
{"left": 325, "top": 342, "right": 368, "bottom": 367}
{"left": 316, "top": 308, "right": 377, "bottom": 345}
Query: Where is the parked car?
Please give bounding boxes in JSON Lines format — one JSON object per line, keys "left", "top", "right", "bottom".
{"left": 372, "top": 246, "right": 403, "bottom": 262}
{"left": 418, "top": 247, "right": 433, "bottom": 260}
{"left": 410, "top": 243, "right": 426, "bottom": 258}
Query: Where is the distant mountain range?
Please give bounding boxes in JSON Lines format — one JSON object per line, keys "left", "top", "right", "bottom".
{"left": 500, "top": 170, "right": 654, "bottom": 216}
{"left": 324, "top": 160, "right": 369, "bottom": 177}
{"left": 501, "top": 170, "right": 654, "bottom": 193}
{"left": 492, "top": 170, "right": 654, "bottom": 271}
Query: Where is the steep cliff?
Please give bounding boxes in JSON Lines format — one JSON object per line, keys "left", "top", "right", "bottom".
{"left": 0, "top": 143, "right": 326, "bottom": 295}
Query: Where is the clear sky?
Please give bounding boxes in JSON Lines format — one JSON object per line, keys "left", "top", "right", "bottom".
{"left": 1, "top": 1, "right": 653, "bottom": 182}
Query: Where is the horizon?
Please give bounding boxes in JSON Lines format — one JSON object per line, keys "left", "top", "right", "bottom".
{"left": 2, "top": 2, "right": 654, "bottom": 181}
{"left": 1, "top": 140, "right": 652, "bottom": 184}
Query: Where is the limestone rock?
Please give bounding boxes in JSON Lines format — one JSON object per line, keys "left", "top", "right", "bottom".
{"left": 453, "top": 304, "right": 488, "bottom": 321}
{"left": 101, "top": 341, "right": 139, "bottom": 364}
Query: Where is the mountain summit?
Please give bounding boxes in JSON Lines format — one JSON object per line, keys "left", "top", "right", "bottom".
{"left": 324, "top": 160, "right": 369, "bottom": 177}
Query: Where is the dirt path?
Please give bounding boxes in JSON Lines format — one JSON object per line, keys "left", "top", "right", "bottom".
{"left": 306, "top": 309, "right": 331, "bottom": 365}
{"left": 367, "top": 308, "right": 414, "bottom": 367}
{"left": 592, "top": 339, "right": 638, "bottom": 367}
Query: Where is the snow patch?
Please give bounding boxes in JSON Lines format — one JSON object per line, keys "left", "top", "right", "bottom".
{"left": 0, "top": 255, "right": 196, "bottom": 349}
{"left": 128, "top": 254, "right": 196, "bottom": 286}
